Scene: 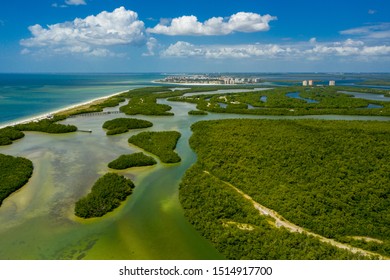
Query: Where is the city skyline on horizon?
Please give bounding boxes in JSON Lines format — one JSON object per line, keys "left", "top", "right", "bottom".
{"left": 1, "top": 0, "right": 389, "bottom": 73}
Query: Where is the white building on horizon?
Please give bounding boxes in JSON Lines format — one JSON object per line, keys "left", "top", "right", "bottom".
{"left": 329, "top": 80, "right": 336, "bottom": 86}
{"left": 302, "top": 80, "right": 308, "bottom": 86}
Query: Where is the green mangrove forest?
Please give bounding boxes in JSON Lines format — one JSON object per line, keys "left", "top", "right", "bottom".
{"left": 0, "top": 154, "right": 33, "bottom": 206}
{"left": 108, "top": 152, "right": 157, "bottom": 170}
{"left": 14, "top": 119, "right": 77, "bottom": 134}
{"left": 0, "top": 118, "right": 76, "bottom": 146}
{"left": 169, "top": 86, "right": 390, "bottom": 116}
{"left": 74, "top": 173, "right": 135, "bottom": 218}
{"left": 188, "top": 110, "right": 208, "bottom": 115}
{"left": 128, "top": 131, "right": 182, "bottom": 163}
{"left": 179, "top": 119, "right": 390, "bottom": 259}
{"left": 103, "top": 118, "right": 153, "bottom": 135}
{"left": 0, "top": 127, "right": 25, "bottom": 145}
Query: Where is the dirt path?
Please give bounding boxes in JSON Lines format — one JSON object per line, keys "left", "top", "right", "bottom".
{"left": 203, "top": 170, "right": 387, "bottom": 260}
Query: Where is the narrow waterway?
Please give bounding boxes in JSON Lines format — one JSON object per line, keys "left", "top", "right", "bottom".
{"left": 0, "top": 98, "right": 389, "bottom": 260}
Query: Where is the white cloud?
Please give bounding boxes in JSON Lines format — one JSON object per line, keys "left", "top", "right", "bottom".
{"left": 52, "top": 3, "right": 68, "bottom": 8}
{"left": 20, "top": 7, "right": 146, "bottom": 56}
{"left": 65, "top": 0, "right": 86, "bottom": 5}
{"left": 142, "top": 37, "right": 158, "bottom": 56}
{"left": 162, "top": 41, "right": 295, "bottom": 59}
{"left": 340, "top": 23, "right": 390, "bottom": 41}
{"left": 21, "top": 48, "right": 31, "bottom": 55}
{"left": 368, "top": 9, "right": 377, "bottom": 15}
{"left": 161, "top": 39, "right": 390, "bottom": 60}
{"left": 147, "top": 12, "right": 277, "bottom": 36}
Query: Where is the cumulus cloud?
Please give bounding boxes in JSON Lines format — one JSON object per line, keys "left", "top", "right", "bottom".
{"left": 20, "top": 7, "right": 146, "bottom": 56}
{"left": 161, "top": 39, "right": 390, "bottom": 60}
{"left": 65, "top": 0, "right": 86, "bottom": 5}
{"left": 147, "top": 12, "right": 277, "bottom": 36}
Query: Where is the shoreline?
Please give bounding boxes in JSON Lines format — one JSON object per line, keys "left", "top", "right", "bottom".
{"left": 0, "top": 90, "right": 129, "bottom": 129}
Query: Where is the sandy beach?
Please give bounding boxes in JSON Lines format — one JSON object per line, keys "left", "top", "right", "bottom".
{"left": 0, "top": 90, "right": 129, "bottom": 130}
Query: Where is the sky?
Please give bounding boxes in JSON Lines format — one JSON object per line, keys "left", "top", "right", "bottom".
{"left": 0, "top": 0, "right": 389, "bottom": 73}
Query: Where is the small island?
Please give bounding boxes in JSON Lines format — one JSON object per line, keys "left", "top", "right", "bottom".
{"left": 108, "top": 152, "right": 157, "bottom": 170}
{"left": 74, "top": 173, "right": 135, "bottom": 218}
{"left": 103, "top": 118, "right": 153, "bottom": 135}
{"left": 128, "top": 131, "right": 182, "bottom": 163}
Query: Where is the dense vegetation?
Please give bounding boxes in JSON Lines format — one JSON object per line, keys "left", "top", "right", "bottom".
{"left": 128, "top": 131, "right": 181, "bottom": 163}
{"left": 74, "top": 173, "right": 135, "bottom": 218}
{"left": 188, "top": 110, "right": 208, "bottom": 115}
{"left": 0, "top": 154, "right": 33, "bottom": 206}
{"left": 120, "top": 97, "right": 174, "bottom": 116}
{"left": 57, "top": 96, "right": 126, "bottom": 117}
{"left": 14, "top": 119, "right": 77, "bottom": 134}
{"left": 169, "top": 86, "right": 390, "bottom": 116}
{"left": 180, "top": 165, "right": 367, "bottom": 260}
{"left": 103, "top": 118, "right": 153, "bottom": 135}
{"left": 180, "top": 119, "right": 390, "bottom": 259}
{"left": 0, "top": 127, "right": 25, "bottom": 145}
{"left": 118, "top": 87, "right": 176, "bottom": 116}
{"left": 108, "top": 152, "right": 157, "bottom": 170}
{"left": 0, "top": 118, "right": 77, "bottom": 145}
{"left": 118, "top": 86, "right": 259, "bottom": 116}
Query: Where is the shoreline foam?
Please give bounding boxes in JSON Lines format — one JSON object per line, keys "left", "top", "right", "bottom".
{"left": 0, "top": 90, "right": 129, "bottom": 129}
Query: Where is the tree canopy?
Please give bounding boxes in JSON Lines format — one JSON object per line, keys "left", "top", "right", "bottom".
{"left": 0, "top": 154, "right": 33, "bottom": 206}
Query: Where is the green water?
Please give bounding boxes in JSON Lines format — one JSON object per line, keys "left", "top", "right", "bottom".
{"left": 0, "top": 98, "right": 389, "bottom": 260}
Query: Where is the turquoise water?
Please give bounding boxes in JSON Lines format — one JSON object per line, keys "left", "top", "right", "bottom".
{"left": 0, "top": 73, "right": 163, "bottom": 126}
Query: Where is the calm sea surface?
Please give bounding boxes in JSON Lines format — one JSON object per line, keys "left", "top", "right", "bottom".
{"left": 0, "top": 73, "right": 163, "bottom": 127}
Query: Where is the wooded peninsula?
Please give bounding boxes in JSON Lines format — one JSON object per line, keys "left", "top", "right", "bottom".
{"left": 180, "top": 119, "right": 390, "bottom": 259}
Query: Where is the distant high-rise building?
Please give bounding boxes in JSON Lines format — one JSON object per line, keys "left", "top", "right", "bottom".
{"left": 308, "top": 80, "right": 313, "bottom": 86}
{"left": 302, "top": 80, "right": 308, "bottom": 86}
{"left": 329, "top": 80, "right": 336, "bottom": 86}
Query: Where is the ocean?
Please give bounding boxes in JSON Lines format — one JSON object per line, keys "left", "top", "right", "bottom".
{"left": 0, "top": 73, "right": 163, "bottom": 127}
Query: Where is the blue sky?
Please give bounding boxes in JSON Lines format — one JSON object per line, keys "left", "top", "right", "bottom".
{"left": 0, "top": 0, "right": 389, "bottom": 72}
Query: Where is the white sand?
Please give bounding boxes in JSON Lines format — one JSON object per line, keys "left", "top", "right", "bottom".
{"left": 0, "top": 90, "right": 128, "bottom": 129}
